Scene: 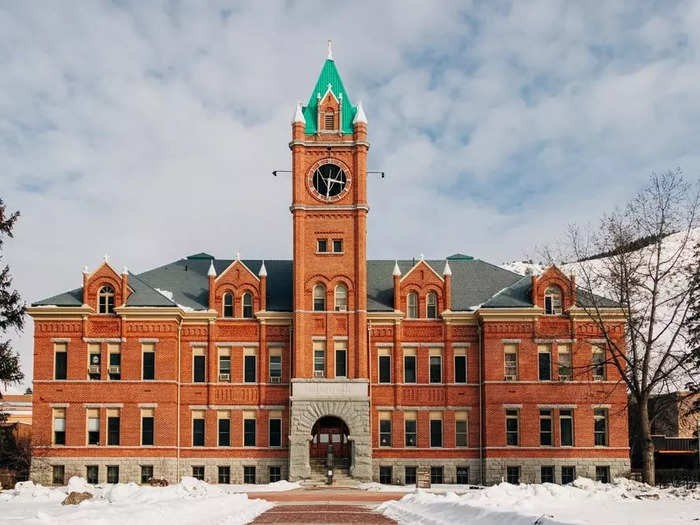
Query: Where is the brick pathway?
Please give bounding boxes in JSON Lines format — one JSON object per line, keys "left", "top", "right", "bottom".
{"left": 249, "top": 504, "right": 397, "bottom": 524}
{"left": 246, "top": 488, "right": 404, "bottom": 503}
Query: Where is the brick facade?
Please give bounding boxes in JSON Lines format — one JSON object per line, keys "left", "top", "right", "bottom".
{"left": 28, "top": 51, "right": 629, "bottom": 486}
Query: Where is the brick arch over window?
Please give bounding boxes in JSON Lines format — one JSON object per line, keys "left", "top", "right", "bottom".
{"left": 85, "top": 273, "right": 124, "bottom": 311}
{"left": 532, "top": 266, "right": 576, "bottom": 312}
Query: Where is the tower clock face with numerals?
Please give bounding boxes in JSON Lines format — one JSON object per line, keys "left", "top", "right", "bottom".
{"left": 308, "top": 161, "right": 351, "bottom": 202}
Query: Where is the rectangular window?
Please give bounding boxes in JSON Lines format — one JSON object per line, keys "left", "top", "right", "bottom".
{"left": 269, "top": 415, "right": 282, "bottom": 447}
{"left": 455, "top": 412, "right": 468, "bottom": 447}
{"left": 430, "top": 466, "right": 443, "bottom": 484}
{"left": 541, "top": 466, "right": 554, "bottom": 484}
{"left": 504, "top": 344, "right": 518, "bottom": 380}
{"left": 379, "top": 466, "right": 392, "bottom": 484}
{"left": 332, "top": 239, "right": 343, "bottom": 253}
{"left": 88, "top": 343, "right": 101, "bottom": 380}
{"left": 313, "top": 341, "right": 325, "bottom": 378}
{"left": 404, "top": 413, "right": 417, "bottom": 447}
{"left": 243, "top": 466, "right": 256, "bottom": 484}
{"left": 142, "top": 343, "right": 155, "bottom": 380}
{"left": 218, "top": 466, "right": 231, "bottom": 484}
{"left": 592, "top": 345, "right": 606, "bottom": 380}
{"left": 378, "top": 353, "right": 391, "bottom": 383}
{"left": 429, "top": 354, "right": 442, "bottom": 384}
{"left": 404, "top": 353, "right": 416, "bottom": 383}
{"left": 269, "top": 351, "right": 282, "bottom": 382}
{"left": 561, "top": 466, "right": 576, "bottom": 484}
{"left": 141, "top": 408, "right": 154, "bottom": 446}
{"left": 244, "top": 415, "right": 256, "bottom": 447}
{"left": 218, "top": 415, "right": 231, "bottom": 447}
{"left": 87, "top": 408, "right": 100, "bottom": 445}
{"left": 107, "top": 409, "right": 120, "bottom": 445}
{"left": 335, "top": 347, "right": 347, "bottom": 378}
{"left": 538, "top": 344, "right": 552, "bottom": 381}
{"left": 108, "top": 343, "right": 121, "bottom": 380}
{"left": 192, "top": 466, "right": 204, "bottom": 481}
{"left": 193, "top": 353, "right": 206, "bottom": 383}
{"left": 219, "top": 348, "right": 231, "bottom": 382}
{"left": 430, "top": 415, "right": 443, "bottom": 448}
{"left": 506, "top": 409, "right": 519, "bottom": 446}
{"left": 594, "top": 408, "right": 608, "bottom": 446}
{"left": 595, "top": 466, "right": 610, "bottom": 483}
{"left": 107, "top": 465, "right": 119, "bottom": 484}
{"left": 506, "top": 466, "right": 520, "bottom": 484}
{"left": 192, "top": 411, "right": 205, "bottom": 446}
{"left": 269, "top": 466, "right": 281, "bottom": 483}
{"left": 244, "top": 350, "right": 256, "bottom": 383}
{"left": 454, "top": 351, "right": 467, "bottom": 383}
{"left": 141, "top": 465, "right": 153, "bottom": 484}
{"left": 54, "top": 343, "right": 67, "bottom": 380}
{"left": 379, "top": 413, "right": 392, "bottom": 447}
{"left": 52, "top": 465, "right": 65, "bottom": 485}
{"left": 86, "top": 465, "right": 98, "bottom": 484}
{"left": 317, "top": 239, "right": 328, "bottom": 253}
{"left": 558, "top": 344, "right": 572, "bottom": 380}
{"left": 539, "top": 409, "right": 553, "bottom": 446}
{"left": 53, "top": 408, "right": 66, "bottom": 445}
{"left": 456, "top": 466, "right": 469, "bottom": 484}
{"left": 560, "top": 409, "right": 574, "bottom": 446}
{"left": 405, "top": 466, "right": 417, "bottom": 485}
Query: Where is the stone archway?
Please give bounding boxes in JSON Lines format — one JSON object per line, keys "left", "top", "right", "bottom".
{"left": 288, "top": 382, "right": 371, "bottom": 481}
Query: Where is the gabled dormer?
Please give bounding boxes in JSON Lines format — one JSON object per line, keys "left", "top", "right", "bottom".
{"left": 532, "top": 265, "right": 576, "bottom": 315}
{"left": 210, "top": 257, "right": 263, "bottom": 319}
{"left": 397, "top": 258, "right": 445, "bottom": 319}
{"left": 82, "top": 260, "right": 130, "bottom": 313}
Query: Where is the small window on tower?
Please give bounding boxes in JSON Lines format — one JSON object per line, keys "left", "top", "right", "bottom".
{"left": 333, "top": 239, "right": 343, "bottom": 253}
{"left": 317, "top": 239, "right": 328, "bottom": 253}
{"left": 325, "top": 112, "right": 335, "bottom": 130}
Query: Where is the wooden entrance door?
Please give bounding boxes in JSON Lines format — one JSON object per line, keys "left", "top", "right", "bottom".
{"left": 310, "top": 416, "right": 349, "bottom": 458}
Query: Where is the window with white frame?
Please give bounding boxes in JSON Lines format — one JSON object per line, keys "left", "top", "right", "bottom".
{"left": 403, "top": 348, "right": 416, "bottom": 383}
{"left": 218, "top": 347, "right": 231, "bottom": 382}
{"left": 98, "top": 285, "right": 115, "bottom": 314}
{"left": 313, "top": 340, "right": 326, "bottom": 378}
{"left": 426, "top": 291, "right": 437, "bottom": 318}
{"left": 334, "top": 284, "right": 347, "bottom": 311}
{"left": 242, "top": 292, "right": 253, "bottom": 318}
{"left": 539, "top": 409, "right": 552, "bottom": 446}
{"left": 88, "top": 342, "right": 101, "bottom": 380}
{"left": 429, "top": 349, "right": 442, "bottom": 383}
{"left": 313, "top": 284, "right": 326, "bottom": 311}
{"left": 560, "top": 409, "right": 574, "bottom": 446}
{"left": 594, "top": 408, "right": 608, "bottom": 446}
{"left": 455, "top": 411, "right": 468, "bottom": 447}
{"left": 269, "top": 348, "right": 282, "bottom": 382}
{"left": 53, "top": 408, "right": 66, "bottom": 445}
{"left": 406, "top": 292, "right": 418, "bottom": 318}
{"left": 404, "top": 411, "right": 417, "bottom": 447}
{"left": 592, "top": 345, "right": 606, "bottom": 380}
{"left": 505, "top": 409, "right": 519, "bottom": 446}
{"left": 378, "top": 349, "right": 391, "bottom": 383}
{"left": 504, "top": 344, "right": 518, "bottom": 380}
{"left": 222, "top": 292, "right": 234, "bottom": 318}
{"left": 454, "top": 348, "right": 467, "bottom": 383}
{"left": 107, "top": 343, "right": 121, "bottom": 380}
{"left": 379, "top": 412, "right": 392, "bottom": 447}
{"left": 86, "top": 408, "right": 99, "bottom": 445}
{"left": 544, "top": 285, "right": 563, "bottom": 315}
{"left": 558, "top": 344, "right": 572, "bottom": 380}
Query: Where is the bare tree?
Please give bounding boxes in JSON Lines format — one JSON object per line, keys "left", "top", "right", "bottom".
{"left": 566, "top": 169, "right": 699, "bottom": 485}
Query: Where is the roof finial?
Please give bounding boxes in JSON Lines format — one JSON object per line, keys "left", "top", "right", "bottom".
{"left": 443, "top": 260, "right": 452, "bottom": 276}
{"left": 83, "top": 265, "right": 89, "bottom": 274}
{"left": 235, "top": 251, "right": 241, "bottom": 261}
{"left": 419, "top": 253, "right": 425, "bottom": 261}
{"left": 292, "top": 102, "right": 306, "bottom": 124}
{"left": 104, "top": 254, "right": 109, "bottom": 263}
{"left": 207, "top": 260, "right": 217, "bottom": 277}
{"left": 393, "top": 260, "right": 402, "bottom": 277}
{"left": 122, "top": 266, "right": 128, "bottom": 275}
{"left": 258, "top": 260, "right": 268, "bottom": 277}
{"left": 327, "top": 39, "right": 333, "bottom": 60}
{"left": 353, "top": 101, "right": 367, "bottom": 124}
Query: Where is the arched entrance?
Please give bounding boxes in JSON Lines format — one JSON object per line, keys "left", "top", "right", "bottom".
{"left": 310, "top": 416, "right": 350, "bottom": 462}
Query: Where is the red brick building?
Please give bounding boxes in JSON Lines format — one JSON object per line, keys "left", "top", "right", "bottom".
{"left": 28, "top": 47, "right": 630, "bottom": 486}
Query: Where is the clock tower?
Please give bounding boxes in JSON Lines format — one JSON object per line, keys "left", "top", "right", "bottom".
{"left": 288, "top": 43, "right": 372, "bottom": 481}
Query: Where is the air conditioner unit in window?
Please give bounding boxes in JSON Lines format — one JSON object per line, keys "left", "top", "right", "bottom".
{"left": 219, "top": 373, "right": 230, "bottom": 382}
{"left": 314, "top": 370, "right": 325, "bottom": 378}
{"left": 593, "top": 374, "right": 604, "bottom": 381}
{"left": 504, "top": 374, "right": 517, "bottom": 381}
{"left": 269, "top": 376, "right": 281, "bottom": 383}
{"left": 558, "top": 375, "right": 571, "bottom": 381}
{"left": 108, "top": 365, "right": 121, "bottom": 374}
{"left": 88, "top": 365, "right": 100, "bottom": 374}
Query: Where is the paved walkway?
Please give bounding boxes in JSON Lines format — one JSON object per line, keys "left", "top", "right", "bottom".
{"left": 249, "top": 503, "right": 397, "bottom": 524}
{"left": 246, "top": 489, "right": 401, "bottom": 524}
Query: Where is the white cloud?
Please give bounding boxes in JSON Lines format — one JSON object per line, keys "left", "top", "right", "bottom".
{"left": 1, "top": 1, "right": 699, "bottom": 390}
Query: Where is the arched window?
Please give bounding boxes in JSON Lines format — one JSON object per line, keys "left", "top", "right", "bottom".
{"left": 242, "top": 292, "right": 253, "bottom": 318}
{"left": 407, "top": 292, "right": 418, "bottom": 319}
{"left": 223, "top": 292, "right": 234, "bottom": 318}
{"left": 426, "top": 292, "right": 438, "bottom": 318}
{"left": 313, "top": 284, "right": 326, "bottom": 312}
{"left": 335, "top": 284, "right": 348, "bottom": 311}
{"left": 544, "top": 286, "right": 563, "bottom": 315}
{"left": 98, "top": 285, "right": 115, "bottom": 314}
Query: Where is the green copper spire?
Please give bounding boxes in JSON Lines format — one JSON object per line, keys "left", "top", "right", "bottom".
{"left": 302, "top": 42, "right": 358, "bottom": 134}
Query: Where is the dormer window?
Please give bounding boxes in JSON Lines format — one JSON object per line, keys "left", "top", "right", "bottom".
{"left": 98, "top": 285, "right": 115, "bottom": 314}
{"left": 544, "top": 286, "right": 563, "bottom": 315}
{"left": 426, "top": 292, "right": 437, "bottom": 319}
{"left": 242, "top": 292, "right": 253, "bottom": 318}
{"left": 407, "top": 292, "right": 418, "bottom": 319}
{"left": 324, "top": 112, "right": 335, "bottom": 130}
{"left": 223, "top": 292, "right": 234, "bottom": 318}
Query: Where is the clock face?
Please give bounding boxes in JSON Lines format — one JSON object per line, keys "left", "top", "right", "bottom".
{"left": 310, "top": 163, "right": 349, "bottom": 201}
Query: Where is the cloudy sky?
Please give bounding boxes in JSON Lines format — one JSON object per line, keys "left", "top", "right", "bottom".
{"left": 2, "top": 1, "right": 700, "bottom": 391}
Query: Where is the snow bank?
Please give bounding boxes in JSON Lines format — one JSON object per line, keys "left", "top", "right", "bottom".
{"left": 379, "top": 478, "right": 700, "bottom": 525}
{"left": 0, "top": 476, "right": 273, "bottom": 525}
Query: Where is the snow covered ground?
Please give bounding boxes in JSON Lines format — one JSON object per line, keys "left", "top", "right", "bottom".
{"left": 378, "top": 477, "right": 700, "bottom": 525}
{"left": 0, "top": 476, "right": 277, "bottom": 525}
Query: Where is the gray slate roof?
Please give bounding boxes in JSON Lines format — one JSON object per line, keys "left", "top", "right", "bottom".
{"left": 33, "top": 255, "right": 617, "bottom": 311}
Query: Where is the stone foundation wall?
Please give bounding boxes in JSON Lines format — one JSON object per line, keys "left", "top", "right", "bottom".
{"left": 483, "top": 457, "right": 631, "bottom": 485}
{"left": 372, "top": 458, "right": 481, "bottom": 485}
{"left": 30, "top": 457, "right": 288, "bottom": 486}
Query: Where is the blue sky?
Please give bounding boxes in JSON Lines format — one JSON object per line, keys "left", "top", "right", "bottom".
{"left": 2, "top": 1, "right": 700, "bottom": 390}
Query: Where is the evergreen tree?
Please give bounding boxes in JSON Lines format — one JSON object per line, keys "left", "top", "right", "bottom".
{"left": 0, "top": 198, "right": 24, "bottom": 410}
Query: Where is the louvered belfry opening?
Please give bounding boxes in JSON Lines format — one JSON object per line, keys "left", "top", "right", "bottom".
{"left": 324, "top": 111, "right": 335, "bottom": 130}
